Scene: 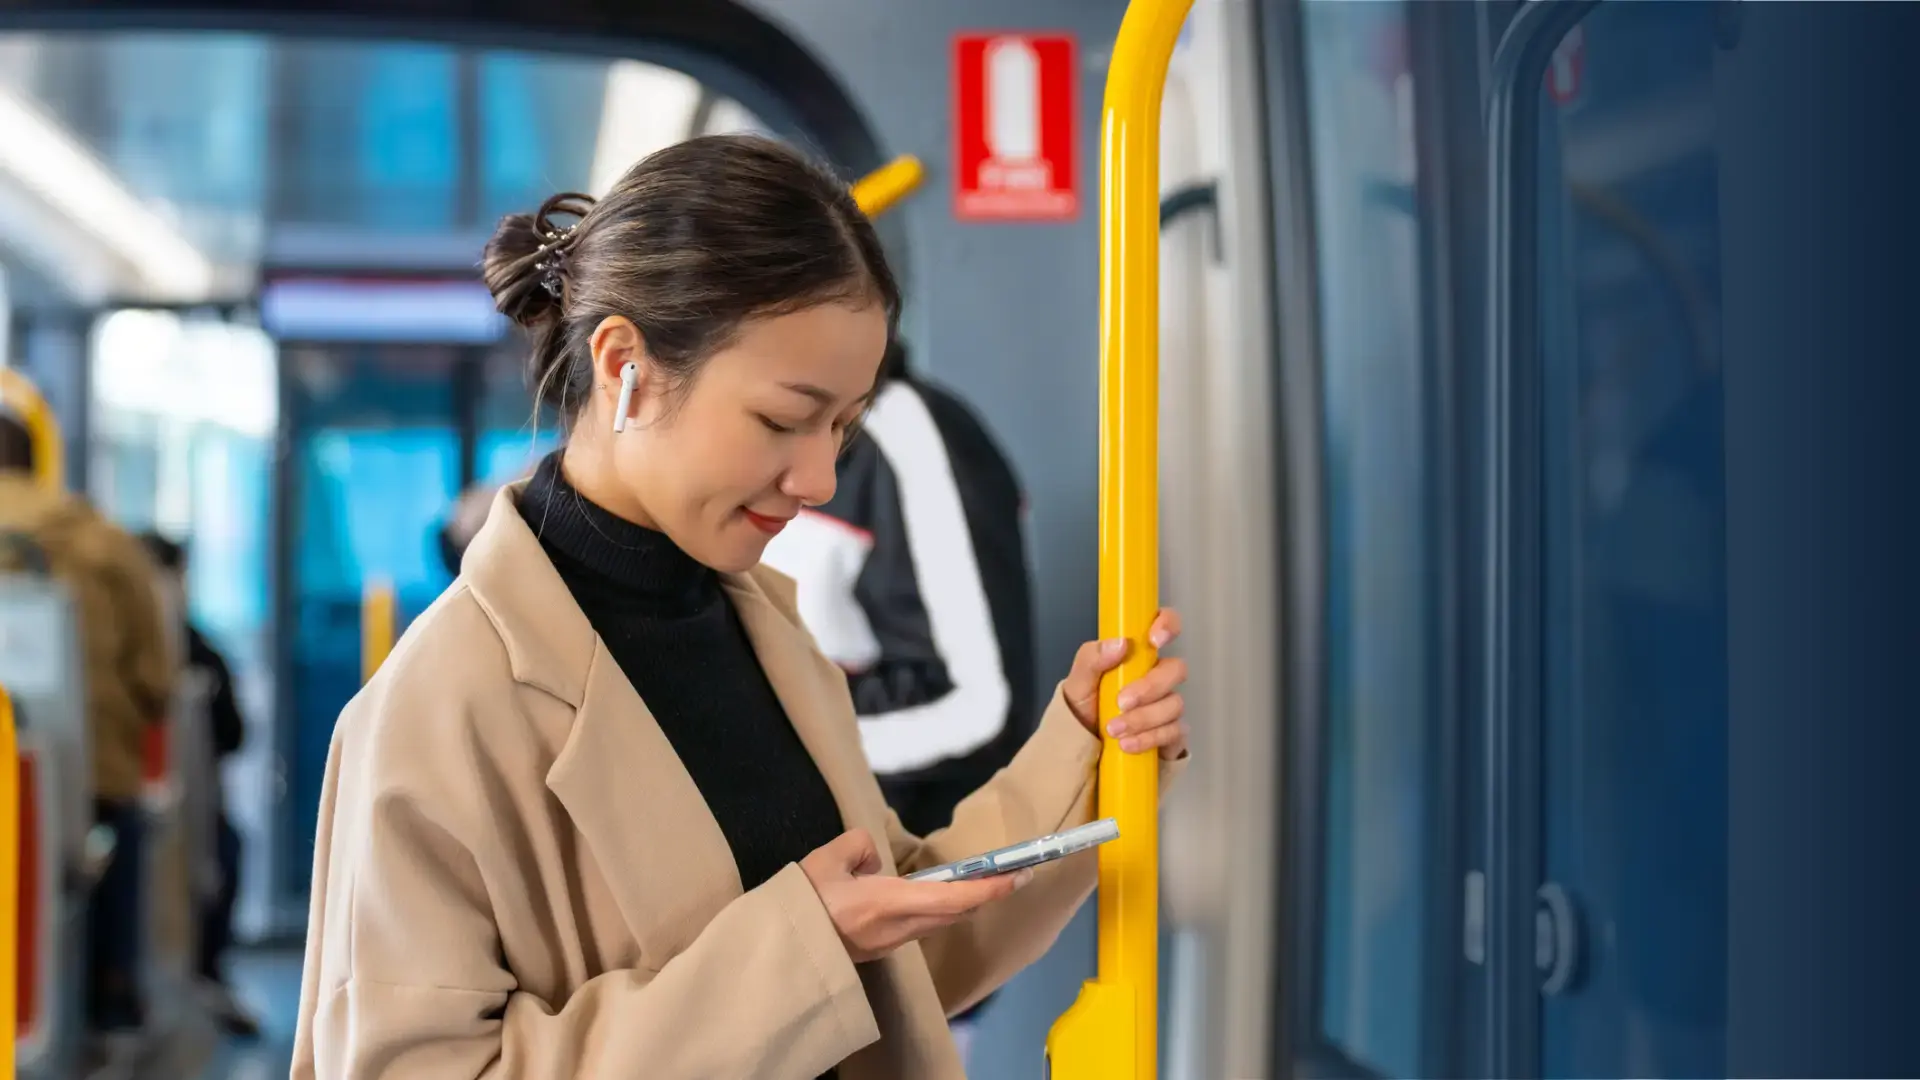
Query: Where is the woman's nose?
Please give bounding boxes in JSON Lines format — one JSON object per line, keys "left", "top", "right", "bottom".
{"left": 781, "top": 432, "right": 840, "bottom": 506}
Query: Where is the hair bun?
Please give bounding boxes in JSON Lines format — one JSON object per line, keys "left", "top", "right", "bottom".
{"left": 481, "top": 192, "right": 597, "bottom": 328}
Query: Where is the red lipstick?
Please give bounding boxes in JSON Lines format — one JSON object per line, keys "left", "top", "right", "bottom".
{"left": 742, "top": 508, "right": 793, "bottom": 536}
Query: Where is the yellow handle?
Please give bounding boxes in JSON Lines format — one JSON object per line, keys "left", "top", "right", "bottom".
{"left": 851, "top": 155, "right": 926, "bottom": 219}
{"left": 361, "top": 579, "right": 396, "bottom": 683}
{"left": 1046, "top": 2, "right": 1192, "bottom": 1078}
{"left": 0, "top": 368, "right": 63, "bottom": 491}
{"left": 0, "top": 682, "right": 19, "bottom": 1079}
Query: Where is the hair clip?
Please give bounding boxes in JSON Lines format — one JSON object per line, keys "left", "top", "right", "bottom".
{"left": 535, "top": 225, "right": 578, "bottom": 298}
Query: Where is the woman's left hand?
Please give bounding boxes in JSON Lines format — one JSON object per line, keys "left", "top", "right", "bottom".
{"left": 1062, "top": 609, "right": 1189, "bottom": 760}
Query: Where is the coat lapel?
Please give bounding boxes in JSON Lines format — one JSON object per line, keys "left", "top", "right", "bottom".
{"left": 462, "top": 486, "right": 740, "bottom": 964}
{"left": 462, "top": 486, "right": 888, "bottom": 961}
{"left": 459, "top": 491, "right": 963, "bottom": 1075}
{"left": 546, "top": 641, "right": 745, "bottom": 963}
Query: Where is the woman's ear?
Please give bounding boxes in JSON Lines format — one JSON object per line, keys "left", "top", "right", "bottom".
{"left": 589, "top": 316, "right": 648, "bottom": 426}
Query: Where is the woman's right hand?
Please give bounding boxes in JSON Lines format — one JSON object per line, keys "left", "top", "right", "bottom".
{"left": 800, "top": 829, "right": 1029, "bottom": 964}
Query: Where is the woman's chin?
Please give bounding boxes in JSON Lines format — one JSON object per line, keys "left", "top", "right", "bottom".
{"left": 700, "top": 534, "right": 771, "bottom": 575}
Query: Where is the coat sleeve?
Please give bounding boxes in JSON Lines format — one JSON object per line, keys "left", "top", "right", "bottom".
{"left": 292, "top": 679, "right": 879, "bottom": 1079}
{"left": 884, "top": 684, "right": 1189, "bottom": 1015}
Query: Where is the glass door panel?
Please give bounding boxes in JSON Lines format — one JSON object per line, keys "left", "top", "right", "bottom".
{"left": 1531, "top": 4, "right": 1729, "bottom": 1076}
{"left": 276, "top": 343, "right": 461, "bottom": 903}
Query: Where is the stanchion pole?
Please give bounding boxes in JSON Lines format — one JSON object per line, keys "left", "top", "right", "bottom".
{"left": 0, "top": 681, "right": 20, "bottom": 1079}
{"left": 362, "top": 579, "right": 396, "bottom": 684}
{"left": 1045, "top": 1, "right": 1192, "bottom": 1078}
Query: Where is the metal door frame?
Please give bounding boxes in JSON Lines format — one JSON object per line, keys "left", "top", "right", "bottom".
{"left": 1259, "top": 0, "right": 1532, "bottom": 1075}
{"left": 1480, "top": 3, "right": 1601, "bottom": 1077}
{"left": 0, "top": 0, "right": 887, "bottom": 184}
{"left": 1250, "top": 3, "right": 1333, "bottom": 1070}
{"left": 1406, "top": 1, "right": 1503, "bottom": 1075}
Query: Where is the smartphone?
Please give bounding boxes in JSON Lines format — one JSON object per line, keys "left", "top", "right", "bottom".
{"left": 905, "top": 818, "right": 1121, "bottom": 883}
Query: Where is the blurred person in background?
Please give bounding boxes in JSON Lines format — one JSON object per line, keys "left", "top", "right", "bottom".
{"left": 140, "top": 533, "right": 263, "bottom": 1041}
{"left": 437, "top": 480, "right": 506, "bottom": 578}
{"left": 758, "top": 338, "right": 1038, "bottom": 1064}
{"left": 0, "top": 397, "right": 175, "bottom": 1060}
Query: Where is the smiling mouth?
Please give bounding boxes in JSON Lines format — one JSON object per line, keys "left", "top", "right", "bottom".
{"left": 741, "top": 508, "right": 794, "bottom": 535}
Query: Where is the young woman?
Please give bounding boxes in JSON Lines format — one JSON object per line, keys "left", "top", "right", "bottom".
{"left": 291, "top": 134, "right": 1191, "bottom": 1080}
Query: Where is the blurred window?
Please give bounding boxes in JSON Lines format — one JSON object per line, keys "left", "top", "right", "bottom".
{"left": 1299, "top": 2, "right": 1435, "bottom": 1075}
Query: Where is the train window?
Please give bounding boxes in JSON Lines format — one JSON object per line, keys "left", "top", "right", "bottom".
{"left": 479, "top": 51, "right": 607, "bottom": 224}
{"left": 1533, "top": 3, "right": 1727, "bottom": 1077}
{"left": 86, "top": 307, "right": 279, "bottom": 797}
{"left": 475, "top": 339, "right": 559, "bottom": 484}
{"left": 278, "top": 40, "right": 464, "bottom": 232}
{"left": 1299, "top": 2, "right": 1434, "bottom": 1075}
{"left": 282, "top": 344, "right": 464, "bottom": 896}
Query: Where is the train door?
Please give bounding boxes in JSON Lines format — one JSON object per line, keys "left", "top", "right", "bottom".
{"left": 1264, "top": 1, "right": 1497, "bottom": 1076}
{"left": 1485, "top": 1, "right": 1729, "bottom": 1076}
{"left": 272, "top": 337, "right": 465, "bottom": 906}
{"left": 1156, "top": 2, "right": 1285, "bottom": 1077}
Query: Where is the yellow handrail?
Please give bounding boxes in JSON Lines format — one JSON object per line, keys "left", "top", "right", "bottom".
{"left": 0, "top": 681, "right": 19, "bottom": 1079}
{"left": 361, "top": 579, "right": 396, "bottom": 683}
{"left": 0, "top": 368, "right": 64, "bottom": 490}
{"left": 1046, "top": 1, "right": 1192, "bottom": 1077}
{"left": 851, "top": 155, "right": 925, "bottom": 219}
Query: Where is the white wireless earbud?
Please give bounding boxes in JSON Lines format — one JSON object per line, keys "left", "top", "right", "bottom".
{"left": 612, "top": 361, "right": 640, "bottom": 434}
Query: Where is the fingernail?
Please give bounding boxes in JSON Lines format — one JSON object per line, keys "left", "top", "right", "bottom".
{"left": 1013, "top": 870, "right": 1035, "bottom": 890}
{"left": 1120, "top": 737, "right": 1141, "bottom": 754}
{"left": 1102, "top": 638, "right": 1127, "bottom": 656}
{"left": 1150, "top": 630, "right": 1170, "bottom": 647}
{"left": 1107, "top": 720, "right": 1127, "bottom": 737}
{"left": 1116, "top": 691, "right": 1137, "bottom": 710}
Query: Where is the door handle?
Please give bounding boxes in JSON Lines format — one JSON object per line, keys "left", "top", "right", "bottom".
{"left": 1536, "top": 881, "right": 1582, "bottom": 995}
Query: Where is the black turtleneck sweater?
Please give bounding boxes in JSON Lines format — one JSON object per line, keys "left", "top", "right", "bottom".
{"left": 519, "top": 457, "right": 850, "bottom": 1072}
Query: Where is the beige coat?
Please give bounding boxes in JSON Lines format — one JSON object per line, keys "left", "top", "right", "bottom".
{"left": 292, "top": 485, "right": 1184, "bottom": 1079}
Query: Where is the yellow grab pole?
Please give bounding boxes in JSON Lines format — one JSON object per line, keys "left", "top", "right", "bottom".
{"left": 1046, "top": 1, "right": 1192, "bottom": 1078}
{"left": 0, "top": 682, "right": 18, "bottom": 1080}
{"left": 0, "top": 368, "right": 64, "bottom": 491}
{"left": 361, "top": 579, "right": 396, "bottom": 683}
{"left": 851, "top": 154, "right": 925, "bottom": 219}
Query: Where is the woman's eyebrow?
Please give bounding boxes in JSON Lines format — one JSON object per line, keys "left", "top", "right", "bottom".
{"left": 778, "top": 381, "right": 838, "bottom": 407}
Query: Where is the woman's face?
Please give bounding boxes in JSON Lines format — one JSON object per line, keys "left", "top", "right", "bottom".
{"left": 586, "top": 302, "right": 889, "bottom": 573}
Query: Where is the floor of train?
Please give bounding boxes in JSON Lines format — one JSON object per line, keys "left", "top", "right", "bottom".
{"left": 197, "top": 948, "right": 300, "bottom": 1079}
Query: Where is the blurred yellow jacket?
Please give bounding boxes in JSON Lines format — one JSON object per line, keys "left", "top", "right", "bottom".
{"left": 0, "top": 470, "right": 175, "bottom": 801}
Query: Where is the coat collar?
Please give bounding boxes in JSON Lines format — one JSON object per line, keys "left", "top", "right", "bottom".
{"left": 460, "top": 483, "right": 891, "bottom": 948}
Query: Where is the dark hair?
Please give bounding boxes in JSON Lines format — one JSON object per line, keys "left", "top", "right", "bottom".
{"left": 0, "top": 413, "right": 31, "bottom": 472}
{"left": 880, "top": 339, "right": 912, "bottom": 383}
{"left": 140, "top": 531, "right": 187, "bottom": 572}
{"left": 482, "top": 134, "right": 901, "bottom": 432}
